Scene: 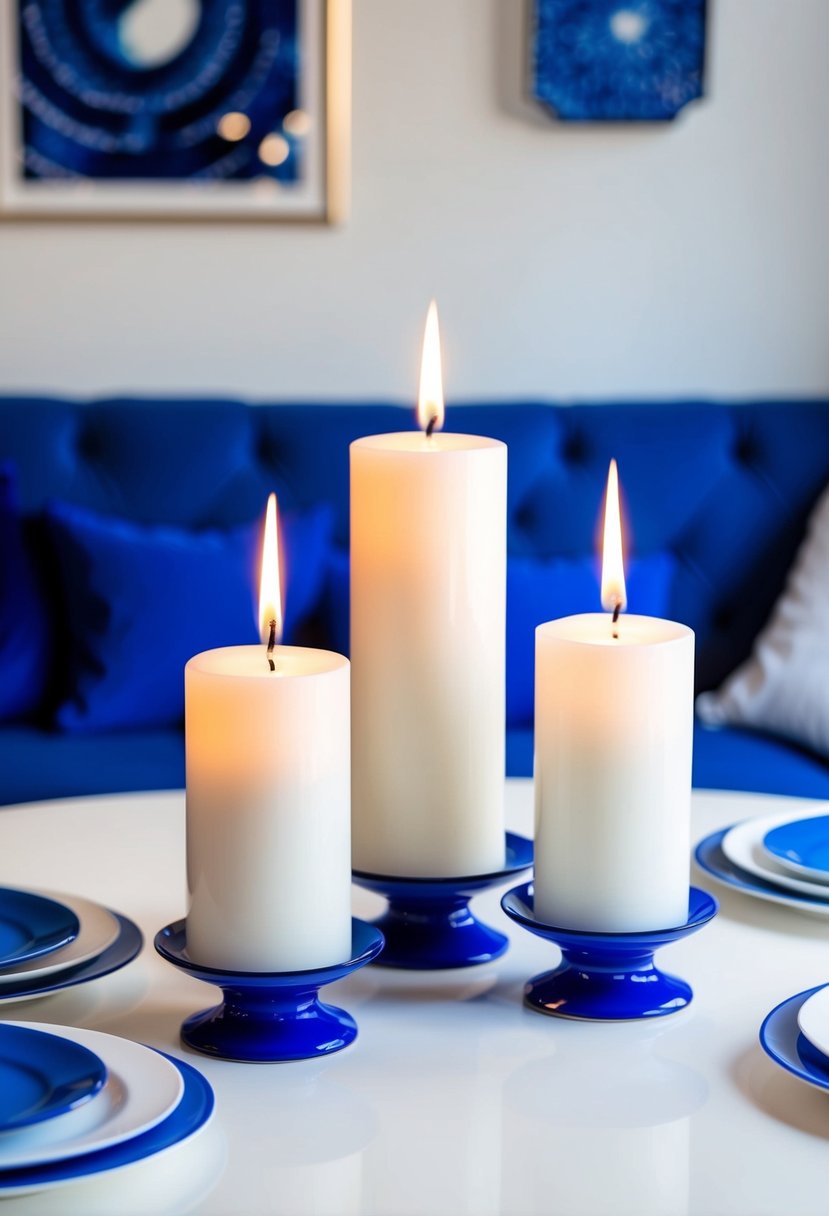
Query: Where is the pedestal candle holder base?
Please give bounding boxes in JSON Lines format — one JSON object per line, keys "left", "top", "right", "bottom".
{"left": 352, "top": 832, "right": 533, "bottom": 970}
{"left": 500, "top": 884, "right": 717, "bottom": 1021}
{"left": 154, "top": 918, "right": 384, "bottom": 1062}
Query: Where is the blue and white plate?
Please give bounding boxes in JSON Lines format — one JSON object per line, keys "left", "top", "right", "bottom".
{"left": 721, "top": 815, "right": 829, "bottom": 900}
{"left": 0, "top": 913, "right": 142, "bottom": 1005}
{"left": 0, "top": 1024, "right": 183, "bottom": 1169}
{"left": 0, "top": 1054, "right": 214, "bottom": 1197}
{"left": 764, "top": 815, "right": 829, "bottom": 884}
{"left": 694, "top": 828, "right": 829, "bottom": 919}
{"left": 795, "top": 984, "right": 829, "bottom": 1061}
{"left": 0, "top": 893, "right": 120, "bottom": 989}
{"left": 0, "top": 890, "right": 78, "bottom": 969}
{"left": 759, "top": 985, "right": 829, "bottom": 1093}
{"left": 0, "top": 1025, "right": 106, "bottom": 1132}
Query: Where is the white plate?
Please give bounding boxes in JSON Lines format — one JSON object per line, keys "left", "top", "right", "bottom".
{"left": 0, "top": 1023, "right": 184, "bottom": 1168}
{"left": 0, "top": 893, "right": 120, "bottom": 987}
{"left": 797, "top": 984, "right": 829, "bottom": 1060}
{"left": 721, "top": 812, "right": 829, "bottom": 900}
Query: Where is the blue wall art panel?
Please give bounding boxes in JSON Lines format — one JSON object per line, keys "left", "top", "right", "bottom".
{"left": 531, "top": 0, "right": 707, "bottom": 122}
{"left": 1, "top": 0, "right": 345, "bottom": 219}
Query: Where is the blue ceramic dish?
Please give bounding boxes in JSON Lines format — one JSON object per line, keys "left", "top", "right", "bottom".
{"left": 759, "top": 985, "right": 829, "bottom": 1093}
{"left": 0, "top": 889, "right": 79, "bottom": 968}
{"left": 0, "top": 1024, "right": 106, "bottom": 1132}
{"left": 155, "top": 917, "right": 384, "bottom": 1062}
{"left": 501, "top": 883, "right": 717, "bottom": 1020}
{"left": 0, "top": 914, "right": 143, "bottom": 1004}
{"left": 694, "top": 827, "right": 829, "bottom": 916}
{"left": 0, "top": 1053, "right": 213, "bottom": 1197}
{"left": 352, "top": 832, "right": 534, "bottom": 970}
{"left": 763, "top": 816, "right": 829, "bottom": 883}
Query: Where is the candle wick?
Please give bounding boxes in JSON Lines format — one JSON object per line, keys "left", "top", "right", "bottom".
{"left": 267, "top": 619, "right": 277, "bottom": 672}
{"left": 425, "top": 414, "right": 437, "bottom": 439}
{"left": 612, "top": 600, "right": 621, "bottom": 640}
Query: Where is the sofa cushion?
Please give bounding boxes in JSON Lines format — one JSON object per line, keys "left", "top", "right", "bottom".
{"left": 0, "top": 465, "right": 50, "bottom": 723}
{"left": 47, "top": 500, "right": 333, "bottom": 733}
{"left": 0, "top": 725, "right": 184, "bottom": 806}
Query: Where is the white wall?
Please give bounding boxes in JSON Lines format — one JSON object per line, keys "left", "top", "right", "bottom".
{"left": 1, "top": 0, "right": 828, "bottom": 401}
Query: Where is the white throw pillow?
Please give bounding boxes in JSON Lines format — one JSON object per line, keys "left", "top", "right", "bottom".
{"left": 696, "top": 481, "right": 829, "bottom": 757}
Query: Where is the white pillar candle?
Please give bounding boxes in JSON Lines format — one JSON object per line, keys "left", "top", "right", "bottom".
{"left": 350, "top": 303, "right": 506, "bottom": 877}
{"left": 185, "top": 497, "right": 352, "bottom": 972}
{"left": 533, "top": 462, "right": 694, "bottom": 932}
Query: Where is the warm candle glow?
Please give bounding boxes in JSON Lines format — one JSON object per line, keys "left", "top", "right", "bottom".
{"left": 600, "top": 459, "right": 627, "bottom": 613}
{"left": 258, "top": 492, "right": 283, "bottom": 645}
{"left": 417, "top": 299, "right": 445, "bottom": 434}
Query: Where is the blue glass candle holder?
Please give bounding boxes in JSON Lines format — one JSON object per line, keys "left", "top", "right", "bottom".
{"left": 352, "top": 832, "right": 533, "bottom": 970}
{"left": 501, "top": 883, "right": 717, "bottom": 1021}
{"left": 154, "top": 918, "right": 384, "bottom": 1062}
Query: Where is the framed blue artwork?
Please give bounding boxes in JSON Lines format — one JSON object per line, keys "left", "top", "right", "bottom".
{"left": 531, "top": 0, "right": 707, "bottom": 122}
{"left": 0, "top": 0, "right": 350, "bottom": 221}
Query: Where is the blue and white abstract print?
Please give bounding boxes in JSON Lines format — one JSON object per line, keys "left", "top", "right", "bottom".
{"left": 17, "top": 0, "right": 303, "bottom": 182}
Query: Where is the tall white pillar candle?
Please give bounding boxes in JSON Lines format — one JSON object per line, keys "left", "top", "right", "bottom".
{"left": 185, "top": 497, "right": 352, "bottom": 971}
{"left": 533, "top": 462, "right": 694, "bottom": 932}
{"left": 350, "top": 303, "right": 506, "bottom": 877}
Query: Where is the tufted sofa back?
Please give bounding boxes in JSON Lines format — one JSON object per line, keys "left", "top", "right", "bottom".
{"left": 2, "top": 396, "right": 828, "bottom": 692}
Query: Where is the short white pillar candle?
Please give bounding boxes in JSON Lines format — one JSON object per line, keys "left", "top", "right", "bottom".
{"left": 533, "top": 461, "right": 694, "bottom": 932}
{"left": 184, "top": 496, "right": 352, "bottom": 972}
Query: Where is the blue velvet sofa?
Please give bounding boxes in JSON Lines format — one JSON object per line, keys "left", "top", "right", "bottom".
{"left": 2, "top": 396, "right": 829, "bottom": 806}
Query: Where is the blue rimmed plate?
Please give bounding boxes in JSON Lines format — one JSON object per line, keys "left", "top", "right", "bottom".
{"left": 0, "top": 1024, "right": 183, "bottom": 1169}
{"left": 0, "top": 913, "right": 142, "bottom": 1005}
{"left": 0, "top": 890, "right": 78, "bottom": 968}
{"left": 0, "top": 1053, "right": 213, "bottom": 1197}
{"left": 759, "top": 985, "right": 829, "bottom": 1093}
{"left": 694, "top": 828, "right": 829, "bottom": 918}
{"left": 0, "top": 1024, "right": 106, "bottom": 1132}
{"left": 764, "top": 815, "right": 829, "bottom": 884}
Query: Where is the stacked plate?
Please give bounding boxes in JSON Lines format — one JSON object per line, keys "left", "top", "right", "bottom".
{"left": 0, "top": 1021, "right": 214, "bottom": 1197}
{"left": 0, "top": 886, "right": 142, "bottom": 1004}
{"left": 760, "top": 984, "right": 829, "bottom": 1094}
{"left": 694, "top": 809, "right": 829, "bottom": 917}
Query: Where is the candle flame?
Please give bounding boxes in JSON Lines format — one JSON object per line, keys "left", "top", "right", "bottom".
{"left": 258, "top": 492, "right": 283, "bottom": 645}
{"left": 417, "top": 299, "right": 444, "bottom": 433}
{"left": 601, "top": 459, "right": 627, "bottom": 613}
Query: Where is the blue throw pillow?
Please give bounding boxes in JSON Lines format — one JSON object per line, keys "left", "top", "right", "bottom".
{"left": 47, "top": 501, "right": 334, "bottom": 732}
{"left": 322, "top": 549, "right": 676, "bottom": 728}
{"left": 0, "top": 465, "right": 50, "bottom": 722}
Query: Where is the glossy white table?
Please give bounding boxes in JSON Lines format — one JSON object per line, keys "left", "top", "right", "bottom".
{"left": 1, "top": 784, "right": 829, "bottom": 1216}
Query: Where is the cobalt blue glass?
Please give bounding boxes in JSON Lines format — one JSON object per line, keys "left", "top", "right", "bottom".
{"left": 501, "top": 883, "right": 717, "bottom": 1020}
{"left": 352, "top": 833, "right": 533, "bottom": 970}
{"left": 154, "top": 918, "right": 385, "bottom": 1063}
